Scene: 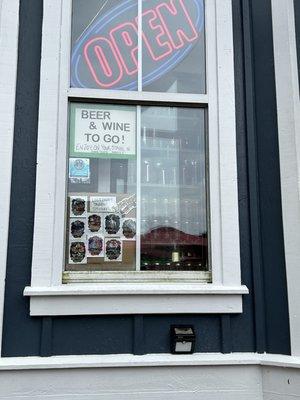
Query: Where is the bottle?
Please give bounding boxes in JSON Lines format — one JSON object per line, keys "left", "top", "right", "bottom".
{"left": 172, "top": 245, "right": 180, "bottom": 263}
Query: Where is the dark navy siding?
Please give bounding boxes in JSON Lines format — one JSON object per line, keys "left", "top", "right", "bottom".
{"left": 1, "top": 0, "right": 290, "bottom": 357}
{"left": 295, "top": 0, "right": 300, "bottom": 83}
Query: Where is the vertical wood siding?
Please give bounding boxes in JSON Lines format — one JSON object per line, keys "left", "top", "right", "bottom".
{"left": 1, "top": 0, "right": 290, "bottom": 357}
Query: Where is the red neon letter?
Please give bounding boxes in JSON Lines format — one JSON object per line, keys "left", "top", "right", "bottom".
{"left": 142, "top": 9, "right": 173, "bottom": 61}
{"left": 156, "top": 0, "right": 198, "bottom": 50}
{"left": 110, "top": 22, "right": 138, "bottom": 76}
{"left": 84, "top": 37, "right": 123, "bottom": 88}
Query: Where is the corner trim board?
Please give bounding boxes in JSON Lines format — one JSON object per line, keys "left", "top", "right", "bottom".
{"left": 271, "top": 0, "right": 300, "bottom": 355}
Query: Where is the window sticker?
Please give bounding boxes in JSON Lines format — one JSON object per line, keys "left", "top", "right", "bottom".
{"left": 122, "top": 218, "right": 136, "bottom": 240}
{"left": 87, "top": 213, "right": 101, "bottom": 233}
{"left": 69, "top": 240, "right": 87, "bottom": 264}
{"left": 87, "top": 235, "right": 104, "bottom": 257}
{"left": 70, "top": 218, "right": 86, "bottom": 239}
{"left": 70, "top": 195, "right": 88, "bottom": 217}
{"left": 90, "top": 195, "right": 117, "bottom": 213}
{"left": 69, "top": 158, "right": 90, "bottom": 184}
{"left": 105, "top": 238, "right": 122, "bottom": 262}
{"left": 104, "top": 213, "right": 121, "bottom": 235}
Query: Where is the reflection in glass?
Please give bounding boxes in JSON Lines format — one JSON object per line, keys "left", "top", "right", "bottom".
{"left": 140, "top": 106, "right": 208, "bottom": 271}
{"left": 142, "top": 0, "right": 206, "bottom": 94}
{"left": 64, "top": 103, "right": 208, "bottom": 274}
{"left": 71, "top": 0, "right": 139, "bottom": 90}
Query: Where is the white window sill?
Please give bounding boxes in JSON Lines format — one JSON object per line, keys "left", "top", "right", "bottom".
{"left": 24, "top": 284, "right": 248, "bottom": 316}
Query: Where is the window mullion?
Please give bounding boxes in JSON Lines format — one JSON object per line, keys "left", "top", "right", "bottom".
{"left": 136, "top": 106, "right": 142, "bottom": 271}
{"left": 138, "top": 0, "right": 142, "bottom": 92}
{"left": 67, "top": 88, "right": 209, "bottom": 106}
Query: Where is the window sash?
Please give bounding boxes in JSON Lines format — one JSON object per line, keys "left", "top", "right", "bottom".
{"left": 64, "top": 0, "right": 211, "bottom": 280}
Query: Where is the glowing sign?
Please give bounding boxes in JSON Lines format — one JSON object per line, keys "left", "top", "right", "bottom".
{"left": 71, "top": 0, "right": 204, "bottom": 90}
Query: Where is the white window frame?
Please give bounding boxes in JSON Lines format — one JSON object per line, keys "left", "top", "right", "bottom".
{"left": 24, "top": 0, "right": 248, "bottom": 316}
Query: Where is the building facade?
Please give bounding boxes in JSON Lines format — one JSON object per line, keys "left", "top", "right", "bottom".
{"left": 0, "top": 0, "right": 299, "bottom": 398}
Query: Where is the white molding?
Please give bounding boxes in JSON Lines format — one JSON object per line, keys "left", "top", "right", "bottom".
{"left": 0, "top": 0, "right": 19, "bottom": 356}
{"left": 271, "top": 0, "right": 300, "bottom": 356}
{"left": 27, "top": 0, "right": 245, "bottom": 315}
{"left": 26, "top": 294, "right": 244, "bottom": 316}
{"left": 68, "top": 88, "right": 209, "bottom": 104}
{"left": 0, "top": 355, "right": 299, "bottom": 400}
{"left": 0, "top": 353, "right": 300, "bottom": 371}
{"left": 31, "top": 0, "right": 64, "bottom": 287}
{"left": 215, "top": 0, "right": 240, "bottom": 286}
{"left": 24, "top": 283, "right": 248, "bottom": 316}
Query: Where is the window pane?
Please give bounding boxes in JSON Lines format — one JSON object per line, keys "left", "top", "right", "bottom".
{"left": 64, "top": 103, "right": 208, "bottom": 274}
{"left": 142, "top": 0, "right": 206, "bottom": 93}
{"left": 71, "top": 0, "right": 139, "bottom": 90}
{"left": 140, "top": 106, "right": 208, "bottom": 271}
{"left": 70, "top": 0, "right": 206, "bottom": 93}
{"left": 65, "top": 103, "right": 137, "bottom": 271}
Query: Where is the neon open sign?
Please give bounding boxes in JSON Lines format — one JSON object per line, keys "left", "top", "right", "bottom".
{"left": 71, "top": 0, "right": 204, "bottom": 90}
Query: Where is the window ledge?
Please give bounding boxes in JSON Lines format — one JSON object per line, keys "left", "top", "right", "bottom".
{"left": 24, "top": 284, "right": 248, "bottom": 316}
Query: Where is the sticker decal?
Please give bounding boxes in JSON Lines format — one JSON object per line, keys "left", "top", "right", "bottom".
{"left": 70, "top": 218, "right": 86, "bottom": 238}
{"left": 69, "top": 241, "right": 87, "bottom": 263}
{"left": 87, "top": 235, "right": 104, "bottom": 257}
{"left": 105, "top": 214, "right": 121, "bottom": 235}
{"left": 70, "top": 196, "right": 87, "bottom": 217}
{"left": 105, "top": 238, "right": 122, "bottom": 261}
{"left": 88, "top": 214, "right": 101, "bottom": 232}
{"left": 122, "top": 218, "right": 136, "bottom": 239}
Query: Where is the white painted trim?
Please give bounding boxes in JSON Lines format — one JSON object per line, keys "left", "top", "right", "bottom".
{"left": 68, "top": 88, "right": 209, "bottom": 104}
{"left": 28, "top": 0, "right": 245, "bottom": 315}
{"left": 26, "top": 294, "right": 244, "bottom": 316}
{"left": 215, "top": 0, "right": 241, "bottom": 286}
{"left": 271, "top": 0, "right": 300, "bottom": 356}
{"left": 0, "top": 353, "right": 300, "bottom": 371}
{"left": 31, "top": 0, "right": 63, "bottom": 287}
{"left": 0, "top": 354, "right": 299, "bottom": 400}
{"left": 0, "top": 0, "right": 19, "bottom": 356}
{"left": 62, "top": 270, "right": 211, "bottom": 283}
{"left": 24, "top": 284, "right": 248, "bottom": 296}
{"left": 24, "top": 283, "right": 247, "bottom": 315}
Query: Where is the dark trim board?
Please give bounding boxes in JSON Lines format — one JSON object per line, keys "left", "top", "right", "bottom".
{"left": 1, "top": 0, "right": 290, "bottom": 357}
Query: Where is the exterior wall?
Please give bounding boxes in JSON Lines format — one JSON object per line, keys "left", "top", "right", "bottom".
{"left": 263, "top": 366, "right": 300, "bottom": 399}
{"left": 1, "top": 0, "right": 290, "bottom": 357}
{"left": 0, "top": 365, "right": 263, "bottom": 400}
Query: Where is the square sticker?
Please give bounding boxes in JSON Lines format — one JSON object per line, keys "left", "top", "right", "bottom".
{"left": 103, "top": 213, "right": 122, "bottom": 236}
{"left": 121, "top": 218, "right": 136, "bottom": 240}
{"left": 69, "top": 217, "right": 86, "bottom": 239}
{"left": 87, "top": 234, "right": 104, "bottom": 257}
{"left": 68, "top": 239, "right": 87, "bottom": 264}
{"left": 70, "top": 195, "right": 87, "bottom": 217}
{"left": 104, "top": 237, "right": 122, "bottom": 262}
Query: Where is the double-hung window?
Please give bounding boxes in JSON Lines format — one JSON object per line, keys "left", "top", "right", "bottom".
{"left": 24, "top": 0, "right": 248, "bottom": 316}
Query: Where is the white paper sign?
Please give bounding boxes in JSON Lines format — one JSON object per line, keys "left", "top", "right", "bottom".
{"left": 90, "top": 196, "right": 117, "bottom": 212}
{"left": 70, "top": 103, "right": 136, "bottom": 159}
